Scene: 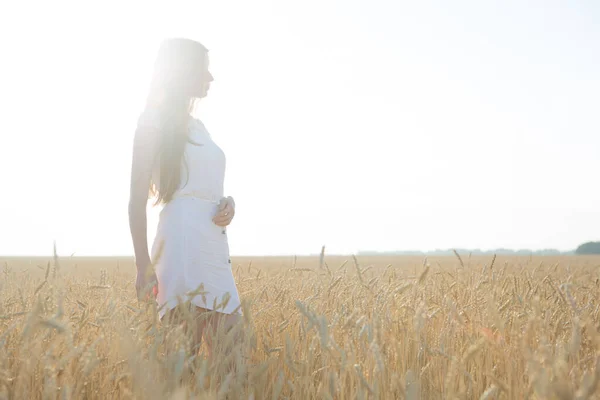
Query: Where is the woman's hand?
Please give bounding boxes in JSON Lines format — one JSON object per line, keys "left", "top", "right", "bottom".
{"left": 213, "top": 196, "right": 235, "bottom": 227}
{"left": 135, "top": 260, "right": 158, "bottom": 302}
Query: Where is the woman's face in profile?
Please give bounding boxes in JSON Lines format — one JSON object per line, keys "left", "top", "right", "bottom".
{"left": 196, "top": 53, "right": 214, "bottom": 99}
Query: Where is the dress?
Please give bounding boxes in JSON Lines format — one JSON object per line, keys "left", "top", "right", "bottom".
{"left": 150, "top": 117, "right": 242, "bottom": 319}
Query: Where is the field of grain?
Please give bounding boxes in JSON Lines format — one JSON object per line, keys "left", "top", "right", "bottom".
{"left": 1, "top": 254, "right": 600, "bottom": 399}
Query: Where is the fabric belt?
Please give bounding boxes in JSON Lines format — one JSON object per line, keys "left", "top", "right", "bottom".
{"left": 172, "top": 191, "right": 221, "bottom": 204}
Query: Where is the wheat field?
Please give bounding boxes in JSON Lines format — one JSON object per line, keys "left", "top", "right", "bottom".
{"left": 1, "top": 253, "right": 600, "bottom": 399}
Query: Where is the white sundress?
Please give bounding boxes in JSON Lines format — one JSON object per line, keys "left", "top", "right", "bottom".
{"left": 150, "top": 117, "right": 242, "bottom": 319}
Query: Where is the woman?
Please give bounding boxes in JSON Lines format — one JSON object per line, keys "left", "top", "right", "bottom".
{"left": 128, "top": 38, "right": 242, "bottom": 353}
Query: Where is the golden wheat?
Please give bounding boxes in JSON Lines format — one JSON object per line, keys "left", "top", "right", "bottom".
{"left": 1, "top": 254, "right": 600, "bottom": 399}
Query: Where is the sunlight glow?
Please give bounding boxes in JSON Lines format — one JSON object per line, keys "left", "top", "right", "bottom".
{"left": 1, "top": 1, "right": 598, "bottom": 256}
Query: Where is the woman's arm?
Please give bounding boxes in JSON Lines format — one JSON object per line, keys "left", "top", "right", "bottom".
{"left": 128, "top": 115, "right": 160, "bottom": 270}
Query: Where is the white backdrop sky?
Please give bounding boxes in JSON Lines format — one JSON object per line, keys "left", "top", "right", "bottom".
{"left": 0, "top": 1, "right": 598, "bottom": 256}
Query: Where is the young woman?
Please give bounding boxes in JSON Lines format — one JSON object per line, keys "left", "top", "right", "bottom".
{"left": 128, "top": 38, "right": 242, "bottom": 352}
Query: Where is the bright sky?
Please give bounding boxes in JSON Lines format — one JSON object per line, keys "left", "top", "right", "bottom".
{"left": 0, "top": 1, "right": 598, "bottom": 256}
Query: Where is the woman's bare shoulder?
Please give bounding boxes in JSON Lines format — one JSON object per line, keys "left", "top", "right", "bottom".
{"left": 133, "top": 108, "right": 165, "bottom": 153}
{"left": 135, "top": 103, "right": 167, "bottom": 147}
{"left": 137, "top": 105, "right": 164, "bottom": 132}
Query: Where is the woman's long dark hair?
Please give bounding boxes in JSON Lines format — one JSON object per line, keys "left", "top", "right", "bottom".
{"left": 143, "top": 38, "right": 208, "bottom": 205}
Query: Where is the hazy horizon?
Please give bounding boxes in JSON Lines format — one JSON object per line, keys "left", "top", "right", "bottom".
{"left": 1, "top": 1, "right": 598, "bottom": 256}
{"left": 0, "top": 244, "right": 594, "bottom": 258}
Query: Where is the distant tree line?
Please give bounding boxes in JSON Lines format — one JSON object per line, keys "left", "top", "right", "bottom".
{"left": 357, "top": 249, "right": 568, "bottom": 256}
{"left": 575, "top": 242, "right": 600, "bottom": 255}
{"left": 358, "top": 242, "right": 600, "bottom": 256}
